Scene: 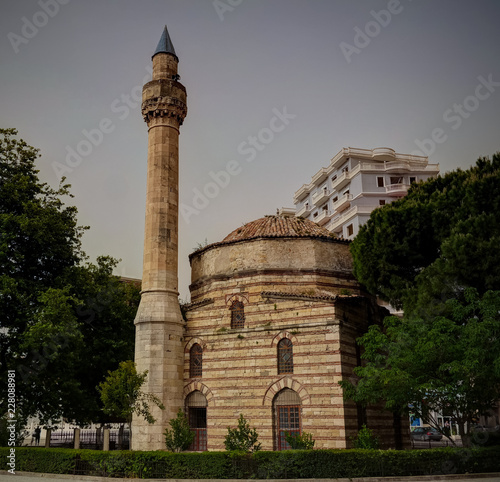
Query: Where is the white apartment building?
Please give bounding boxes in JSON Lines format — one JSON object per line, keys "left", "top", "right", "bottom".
{"left": 293, "top": 147, "right": 440, "bottom": 239}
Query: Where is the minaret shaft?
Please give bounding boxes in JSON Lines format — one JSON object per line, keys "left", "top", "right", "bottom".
{"left": 142, "top": 120, "right": 180, "bottom": 294}
{"left": 132, "top": 27, "right": 187, "bottom": 451}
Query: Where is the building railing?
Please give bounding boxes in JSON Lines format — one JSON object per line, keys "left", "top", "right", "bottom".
{"left": 295, "top": 203, "right": 311, "bottom": 217}
{"left": 327, "top": 205, "right": 379, "bottom": 231}
{"left": 315, "top": 209, "right": 331, "bottom": 225}
{"left": 386, "top": 183, "right": 410, "bottom": 195}
{"left": 293, "top": 149, "right": 438, "bottom": 203}
{"left": 312, "top": 188, "right": 330, "bottom": 206}
{"left": 332, "top": 193, "right": 353, "bottom": 212}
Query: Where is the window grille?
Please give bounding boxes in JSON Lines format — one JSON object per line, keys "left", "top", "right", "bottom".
{"left": 277, "top": 338, "right": 293, "bottom": 374}
{"left": 190, "top": 344, "right": 203, "bottom": 378}
{"left": 230, "top": 301, "right": 245, "bottom": 329}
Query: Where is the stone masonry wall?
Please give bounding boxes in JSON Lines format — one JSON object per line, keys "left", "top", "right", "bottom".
{"left": 184, "top": 237, "right": 360, "bottom": 450}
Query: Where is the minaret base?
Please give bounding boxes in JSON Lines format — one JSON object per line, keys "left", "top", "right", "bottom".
{"left": 132, "top": 293, "right": 184, "bottom": 451}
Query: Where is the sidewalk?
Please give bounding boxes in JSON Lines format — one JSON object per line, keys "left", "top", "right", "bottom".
{"left": 2, "top": 471, "right": 500, "bottom": 482}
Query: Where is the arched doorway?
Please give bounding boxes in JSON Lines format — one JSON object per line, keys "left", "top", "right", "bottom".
{"left": 185, "top": 390, "right": 207, "bottom": 451}
{"left": 273, "top": 388, "right": 301, "bottom": 450}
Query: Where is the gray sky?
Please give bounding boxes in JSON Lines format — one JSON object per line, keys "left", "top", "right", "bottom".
{"left": 1, "top": 0, "right": 499, "bottom": 300}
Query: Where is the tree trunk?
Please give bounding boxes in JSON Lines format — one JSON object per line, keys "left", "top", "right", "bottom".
{"left": 128, "top": 416, "right": 132, "bottom": 450}
{"left": 458, "top": 422, "right": 471, "bottom": 447}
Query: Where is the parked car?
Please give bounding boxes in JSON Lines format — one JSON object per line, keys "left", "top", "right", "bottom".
{"left": 411, "top": 427, "right": 443, "bottom": 441}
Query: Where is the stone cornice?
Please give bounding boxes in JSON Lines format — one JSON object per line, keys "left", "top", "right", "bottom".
{"left": 182, "top": 298, "right": 214, "bottom": 312}
{"left": 261, "top": 291, "right": 339, "bottom": 303}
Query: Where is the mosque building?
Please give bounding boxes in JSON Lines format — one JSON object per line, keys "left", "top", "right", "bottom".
{"left": 131, "top": 25, "right": 409, "bottom": 452}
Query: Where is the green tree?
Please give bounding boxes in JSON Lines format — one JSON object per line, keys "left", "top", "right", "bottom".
{"left": 224, "top": 414, "right": 261, "bottom": 452}
{"left": 0, "top": 128, "right": 138, "bottom": 425}
{"left": 164, "top": 408, "right": 195, "bottom": 452}
{"left": 341, "top": 289, "right": 500, "bottom": 447}
{"left": 69, "top": 257, "right": 139, "bottom": 423}
{"left": 351, "top": 153, "right": 500, "bottom": 311}
{"left": 98, "top": 360, "right": 165, "bottom": 449}
{"left": 345, "top": 153, "right": 500, "bottom": 448}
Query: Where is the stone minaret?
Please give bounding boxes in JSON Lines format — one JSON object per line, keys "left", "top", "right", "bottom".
{"left": 132, "top": 26, "right": 187, "bottom": 451}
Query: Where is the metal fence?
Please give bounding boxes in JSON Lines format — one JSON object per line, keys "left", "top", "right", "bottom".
{"left": 410, "top": 437, "right": 463, "bottom": 449}
{"left": 49, "top": 428, "right": 129, "bottom": 450}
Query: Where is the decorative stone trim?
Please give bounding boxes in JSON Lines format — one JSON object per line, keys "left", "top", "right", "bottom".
{"left": 225, "top": 292, "right": 249, "bottom": 306}
{"left": 183, "top": 382, "right": 215, "bottom": 406}
{"left": 271, "top": 331, "right": 299, "bottom": 347}
{"left": 184, "top": 337, "right": 207, "bottom": 353}
{"left": 262, "top": 377, "right": 311, "bottom": 407}
{"left": 262, "top": 291, "right": 365, "bottom": 303}
{"left": 262, "top": 291, "right": 338, "bottom": 302}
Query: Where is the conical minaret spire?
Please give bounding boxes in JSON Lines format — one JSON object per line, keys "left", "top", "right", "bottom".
{"left": 153, "top": 25, "right": 177, "bottom": 59}
{"left": 132, "top": 26, "right": 187, "bottom": 451}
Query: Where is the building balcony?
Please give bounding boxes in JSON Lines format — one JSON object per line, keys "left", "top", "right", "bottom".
{"left": 294, "top": 184, "right": 311, "bottom": 203}
{"left": 358, "top": 162, "right": 386, "bottom": 172}
{"left": 296, "top": 203, "right": 312, "bottom": 218}
{"left": 385, "top": 183, "right": 410, "bottom": 196}
{"left": 331, "top": 171, "right": 350, "bottom": 191}
{"left": 372, "top": 147, "right": 396, "bottom": 161}
{"left": 385, "top": 161, "right": 411, "bottom": 172}
{"left": 315, "top": 209, "right": 332, "bottom": 226}
{"left": 312, "top": 188, "right": 330, "bottom": 206}
{"left": 327, "top": 205, "right": 358, "bottom": 231}
{"left": 311, "top": 167, "right": 329, "bottom": 185}
{"left": 326, "top": 205, "right": 377, "bottom": 233}
{"left": 332, "top": 193, "right": 352, "bottom": 212}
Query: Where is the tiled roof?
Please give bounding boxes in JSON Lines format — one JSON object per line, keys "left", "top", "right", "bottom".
{"left": 222, "top": 215, "right": 333, "bottom": 242}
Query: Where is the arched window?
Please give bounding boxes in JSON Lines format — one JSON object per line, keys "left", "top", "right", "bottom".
{"left": 190, "top": 344, "right": 203, "bottom": 378}
{"left": 230, "top": 300, "right": 245, "bottom": 329}
{"left": 277, "top": 338, "right": 293, "bottom": 374}
{"left": 185, "top": 390, "right": 207, "bottom": 451}
{"left": 273, "top": 388, "right": 301, "bottom": 450}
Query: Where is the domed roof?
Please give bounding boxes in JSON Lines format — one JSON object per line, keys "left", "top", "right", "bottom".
{"left": 222, "top": 215, "right": 333, "bottom": 242}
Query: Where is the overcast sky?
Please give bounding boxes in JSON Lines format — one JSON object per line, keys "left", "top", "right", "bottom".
{"left": 1, "top": 0, "right": 500, "bottom": 300}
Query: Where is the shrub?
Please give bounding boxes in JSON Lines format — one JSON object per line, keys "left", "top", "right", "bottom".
{"left": 224, "top": 414, "right": 261, "bottom": 452}
{"left": 284, "top": 431, "right": 315, "bottom": 450}
{"left": 352, "top": 424, "right": 379, "bottom": 449}
{"left": 1, "top": 445, "right": 500, "bottom": 478}
{"left": 164, "top": 409, "right": 195, "bottom": 452}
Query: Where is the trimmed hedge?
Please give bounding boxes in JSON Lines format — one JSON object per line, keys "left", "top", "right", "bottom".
{"left": 2, "top": 446, "right": 500, "bottom": 479}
